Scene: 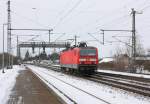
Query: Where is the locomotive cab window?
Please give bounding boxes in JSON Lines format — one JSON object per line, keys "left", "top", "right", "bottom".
{"left": 80, "top": 49, "right": 96, "bottom": 56}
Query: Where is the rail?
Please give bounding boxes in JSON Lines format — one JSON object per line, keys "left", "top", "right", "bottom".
{"left": 28, "top": 63, "right": 150, "bottom": 97}
{"left": 87, "top": 73, "right": 150, "bottom": 97}
{"left": 29, "top": 66, "right": 111, "bottom": 104}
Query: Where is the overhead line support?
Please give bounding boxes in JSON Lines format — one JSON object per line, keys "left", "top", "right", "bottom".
{"left": 100, "top": 29, "right": 132, "bottom": 45}
{"left": 10, "top": 28, "right": 53, "bottom": 43}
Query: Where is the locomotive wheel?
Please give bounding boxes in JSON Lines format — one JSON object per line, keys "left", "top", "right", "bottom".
{"left": 69, "top": 68, "right": 74, "bottom": 74}
{"left": 61, "top": 67, "right": 66, "bottom": 72}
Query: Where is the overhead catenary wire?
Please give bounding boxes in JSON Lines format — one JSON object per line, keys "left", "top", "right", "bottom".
{"left": 87, "top": 0, "right": 139, "bottom": 24}
{"left": 55, "top": 0, "right": 74, "bottom": 18}
{"left": 11, "top": 11, "right": 49, "bottom": 29}
{"left": 57, "top": 1, "right": 102, "bottom": 27}
{"left": 96, "top": 14, "right": 130, "bottom": 29}
{"left": 137, "top": 0, "right": 150, "bottom": 10}
{"left": 87, "top": 33, "right": 103, "bottom": 44}
{"left": 68, "top": 0, "right": 145, "bottom": 35}
{"left": 53, "top": 0, "right": 83, "bottom": 29}
{"left": 54, "top": 33, "right": 66, "bottom": 42}
{"left": 141, "top": 5, "right": 150, "bottom": 11}
{"left": 81, "top": 14, "right": 131, "bottom": 45}
{"left": 1, "top": 0, "right": 147, "bottom": 55}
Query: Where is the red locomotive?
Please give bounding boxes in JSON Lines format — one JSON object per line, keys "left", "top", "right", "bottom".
{"left": 60, "top": 42, "right": 98, "bottom": 74}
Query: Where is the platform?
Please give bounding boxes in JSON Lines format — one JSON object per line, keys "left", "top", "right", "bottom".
{"left": 6, "top": 69, "right": 63, "bottom": 104}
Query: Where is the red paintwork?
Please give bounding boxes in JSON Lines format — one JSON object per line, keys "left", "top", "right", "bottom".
{"left": 60, "top": 47, "right": 80, "bottom": 65}
{"left": 60, "top": 47, "right": 98, "bottom": 67}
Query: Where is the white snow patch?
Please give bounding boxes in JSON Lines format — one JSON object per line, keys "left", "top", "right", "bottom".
{"left": 27, "top": 65, "right": 150, "bottom": 104}
{"left": 0, "top": 65, "right": 22, "bottom": 104}
{"left": 99, "top": 58, "right": 113, "bottom": 63}
{"left": 98, "top": 69, "right": 150, "bottom": 79}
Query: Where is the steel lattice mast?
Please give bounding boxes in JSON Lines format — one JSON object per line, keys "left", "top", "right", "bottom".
{"left": 7, "top": 0, "right": 12, "bottom": 68}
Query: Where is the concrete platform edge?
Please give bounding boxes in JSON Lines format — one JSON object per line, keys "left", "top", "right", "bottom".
{"left": 26, "top": 66, "right": 67, "bottom": 104}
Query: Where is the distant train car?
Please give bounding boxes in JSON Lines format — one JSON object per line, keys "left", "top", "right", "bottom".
{"left": 60, "top": 42, "right": 98, "bottom": 74}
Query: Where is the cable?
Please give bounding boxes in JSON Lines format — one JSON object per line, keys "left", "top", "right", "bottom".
{"left": 87, "top": 33, "right": 103, "bottom": 44}
{"left": 54, "top": 33, "right": 66, "bottom": 42}
{"left": 12, "top": 11, "right": 49, "bottom": 29}
{"left": 58, "top": 0, "right": 101, "bottom": 26}
{"left": 96, "top": 14, "right": 130, "bottom": 29}
{"left": 137, "top": 0, "right": 149, "bottom": 10}
{"left": 53, "top": 0, "right": 83, "bottom": 29}
{"left": 56, "top": 0, "right": 73, "bottom": 17}
{"left": 70, "top": 8, "right": 130, "bottom": 33}
{"left": 87, "top": 0, "right": 136, "bottom": 25}
{"left": 74, "top": 0, "right": 146, "bottom": 34}
{"left": 141, "top": 5, "right": 150, "bottom": 11}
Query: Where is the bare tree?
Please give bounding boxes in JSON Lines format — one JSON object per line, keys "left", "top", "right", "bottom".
{"left": 136, "top": 36, "right": 145, "bottom": 56}
{"left": 113, "top": 46, "right": 130, "bottom": 71}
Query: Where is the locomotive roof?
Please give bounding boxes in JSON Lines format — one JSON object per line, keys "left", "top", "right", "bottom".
{"left": 79, "top": 46, "right": 96, "bottom": 49}
{"left": 62, "top": 46, "right": 96, "bottom": 52}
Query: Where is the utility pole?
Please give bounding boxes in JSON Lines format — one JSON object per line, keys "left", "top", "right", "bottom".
{"left": 131, "top": 8, "right": 142, "bottom": 68}
{"left": 74, "top": 35, "right": 79, "bottom": 46}
{"left": 48, "top": 29, "right": 53, "bottom": 43}
{"left": 2, "top": 24, "right": 5, "bottom": 73}
{"left": 2, "top": 24, "right": 7, "bottom": 73}
{"left": 100, "top": 8, "right": 142, "bottom": 70}
{"left": 131, "top": 8, "right": 136, "bottom": 65}
{"left": 49, "top": 30, "right": 51, "bottom": 43}
{"left": 39, "top": 47, "right": 40, "bottom": 63}
{"left": 101, "top": 30, "right": 105, "bottom": 45}
{"left": 7, "top": 0, "right": 12, "bottom": 69}
{"left": 75, "top": 35, "right": 77, "bottom": 46}
{"left": 17, "top": 36, "right": 19, "bottom": 57}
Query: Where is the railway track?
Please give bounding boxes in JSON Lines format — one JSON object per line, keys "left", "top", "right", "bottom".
{"left": 29, "top": 63, "right": 150, "bottom": 97}
{"left": 28, "top": 66, "right": 111, "bottom": 104}
{"left": 87, "top": 73, "right": 150, "bottom": 97}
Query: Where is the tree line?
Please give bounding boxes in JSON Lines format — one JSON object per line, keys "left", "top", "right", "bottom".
{"left": 0, "top": 53, "right": 18, "bottom": 69}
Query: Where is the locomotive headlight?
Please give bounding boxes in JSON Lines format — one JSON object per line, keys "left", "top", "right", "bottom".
{"left": 89, "top": 58, "right": 96, "bottom": 61}
{"left": 79, "top": 58, "right": 86, "bottom": 61}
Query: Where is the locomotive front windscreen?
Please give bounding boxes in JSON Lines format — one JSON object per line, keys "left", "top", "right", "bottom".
{"left": 80, "top": 49, "right": 96, "bottom": 56}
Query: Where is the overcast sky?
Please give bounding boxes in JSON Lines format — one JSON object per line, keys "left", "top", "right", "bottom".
{"left": 0, "top": 0, "right": 150, "bottom": 58}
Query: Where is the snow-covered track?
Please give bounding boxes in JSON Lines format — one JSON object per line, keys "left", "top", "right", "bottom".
{"left": 32, "top": 63, "right": 61, "bottom": 72}
{"left": 28, "top": 66, "right": 111, "bottom": 104}
{"left": 29, "top": 69, "right": 77, "bottom": 104}
{"left": 87, "top": 73, "right": 150, "bottom": 97}
{"left": 29, "top": 63, "right": 150, "bottom": 97}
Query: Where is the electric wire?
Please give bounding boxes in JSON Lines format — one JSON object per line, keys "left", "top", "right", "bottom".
{"left": 54, "top": 33, "right": 66, "bottom": 42}
{"left": 53, "top": 0, "right": 83, "bottom": 29}
{"left": 84, "top": 0, "right": 138, "bottom": 26}
{"left": 11, "top": 11, "right": 49, "bottom": 29}
{"left": 56, "top": 0, "right": 74, "bottom": 18}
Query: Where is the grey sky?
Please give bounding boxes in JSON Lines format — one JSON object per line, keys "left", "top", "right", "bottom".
{"left": 0, "top": 0, "right": 150, "bottom": 58}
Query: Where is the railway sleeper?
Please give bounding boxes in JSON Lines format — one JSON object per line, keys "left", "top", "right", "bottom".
{"left": 87, "top": 77, "right": 150, "bottom": 97}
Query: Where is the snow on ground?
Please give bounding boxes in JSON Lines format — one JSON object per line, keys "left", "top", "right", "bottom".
{"left": 98, "top": 69, "right": 150, "bottom": 79}
{"left": 99, "top": 58, "right": 113, "bottom": 63}
{"left": 27, "top": 65, "right": 150, "bottom": 104}
{"left": 136, "top": 69, "right": 150, "bottom": 75}
{"left": 0, "top": 65, "right": 21, "bottom": 104}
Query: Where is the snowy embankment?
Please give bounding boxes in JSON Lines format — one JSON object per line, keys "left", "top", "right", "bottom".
{"left": 0, "top": 65, "right": 20, "bottom": 104}
{"left": 27, "top": 65, "right": 150, "bottom": 104}
{"left": 98, "top": 69, "right": 150, "bottom": 79}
